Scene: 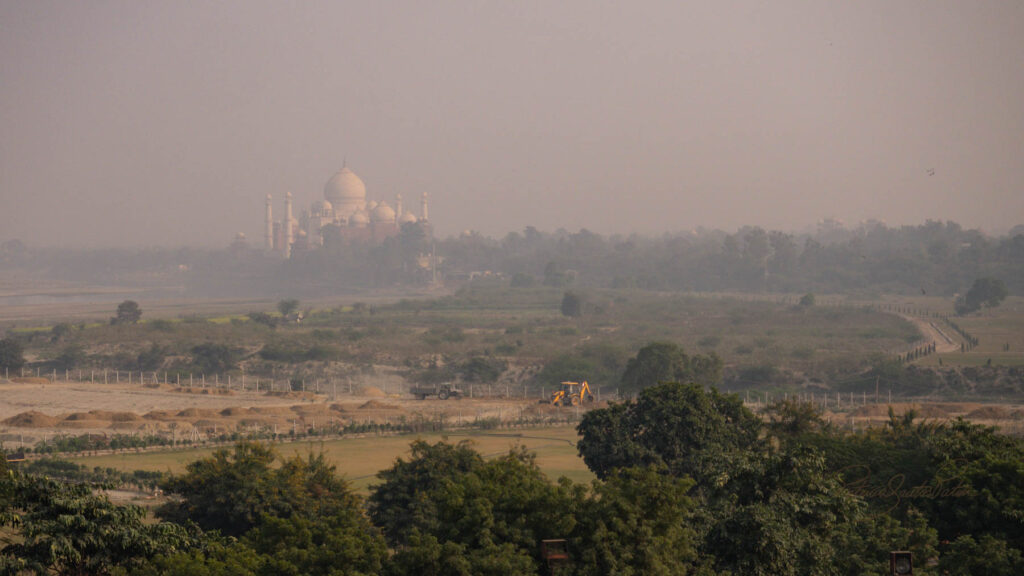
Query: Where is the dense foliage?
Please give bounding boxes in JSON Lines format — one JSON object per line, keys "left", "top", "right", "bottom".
{"left": 3, "top": 383, "right": 1023, "bottom": 574}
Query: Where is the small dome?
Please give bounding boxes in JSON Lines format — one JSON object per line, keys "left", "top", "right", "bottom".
{"left": 372, "top": 201, "right": 396, "bottom": 222}
{"left": 366, "top": 200, "right": 379, "bottom": 211}
{"left": 296, "top": 229, "right": 307, "bottom": 237}
{"left": 311, "top": 199, "right": 332, "bottom": 216}
{"left": 399, "top": 212, "right": 418, "bottom": 224}
{"left": 349, "top": 210, "right": 370, "bottom": 227}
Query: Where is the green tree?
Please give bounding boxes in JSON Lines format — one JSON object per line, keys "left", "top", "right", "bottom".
{"left": 131, "top": 539, "right": 262, "bottom": 576}
{"left": 937, "top": 534, "right": 1024, "bottom": 576}
{"left": 136, "top": 344, "right": 166, "bottom": 371}
{"left": 619, "top": 342, "right": 722, "bottom": 395}
{"left": 114, "top": 300, "right": 142, "bottom": 324}
{"left": 277, "top": 299, "right": 300, "bottom": 317}
{"left": 459, "top": 356, "right": 507, "bottom": 383}
{"left": 368, "top": 441, "right": 484, "bottom": 546}
{"left": 157, "top": 443, "right": 373, "bottom": 541}
{"left": 189, "top": 343, "right": 238, "bottom": 375}
{"left": 560, "top": 291, "right": 583, "bottom": 317}
{"left": 247, "top": 311, "right": 277, "bottom": 329}
{"left": 370, "top": 442, "right": 580, "bottom": 574}
{"left": 576, "top": 381, "right": 761, "bottom": 486}
{"left": 700, "top": 448, "right": 866, "bottom": 576}
{"left": 764, "top": 398, "right": 824, "bottom": 438}
{"left": 0, "top": 472, "right": 198, "bottom": 575}
{"left": 246, "top": 507, "right": 387, "bottom": 576}
{"left": 799, "top": 292, "right": 815, "bottom": 307}
{"left": 573, "top": 467, "right": 702, "bottom": 576}
{"left": 0, "top": 337, "right": 26, "bottom": 373}
{"left": 956, "top": 277, "right": 1009, "bottom": 315}
{"left": 52, "top": 345, "right": 87, "bottom": 371}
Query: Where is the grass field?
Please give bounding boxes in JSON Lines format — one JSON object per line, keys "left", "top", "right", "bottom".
{"left": 70, "top": 425, "right": 593, "bottom": 493}
{"left": 906, "top": 296, "right": 1024, "bottom": 368}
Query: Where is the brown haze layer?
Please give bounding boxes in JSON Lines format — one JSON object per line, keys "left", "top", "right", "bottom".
{"left": 2, "top": 1, "right": 1023, "bottom": 247}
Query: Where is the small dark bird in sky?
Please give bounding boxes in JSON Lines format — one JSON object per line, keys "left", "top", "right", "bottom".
{"left": 927, "top": 168, "right": 935, "bottom": 176}
{"left": 921, "top": 288, "right": 927, "bottom": 295}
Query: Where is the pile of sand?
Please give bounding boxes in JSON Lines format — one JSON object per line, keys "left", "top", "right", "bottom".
{"left": 177, "top": 408, "right": 218, "bottom": 418}
{"left": 220, "top": 407, "right": 252, "bottom": 417}
{"left": 143, "top": 410, "right": 177, "bottom": 421}
{"left": 359, "top": 400, "right": 400, "bottom": 410}
{"left": 357, "top": 386, "right": 386, "bottom": 397}
{"left": 59, "top": 419, "right": 107, "bottom": 429}
{"left": 64, "top": 412, "right": 96, "bottom": 421}
{"left": 3, "top": 411, "right": 59, "bottom": 427}
{"left": 251, "top": 406, "right": 295, "bottom": 416}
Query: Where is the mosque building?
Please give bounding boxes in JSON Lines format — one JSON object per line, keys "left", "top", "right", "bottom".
{"left": 263, "top": 165, "right": 430, "bottom": 258}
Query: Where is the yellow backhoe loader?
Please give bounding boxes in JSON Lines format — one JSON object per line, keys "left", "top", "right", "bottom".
{"left": 548, "top": 381, "right": 593, "bottom": 406}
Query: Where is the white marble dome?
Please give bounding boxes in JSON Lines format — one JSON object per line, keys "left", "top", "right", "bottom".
{"left": 323, "top": 167, "right": 366, "bottom": 217}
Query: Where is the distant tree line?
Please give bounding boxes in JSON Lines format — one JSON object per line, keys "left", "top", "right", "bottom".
{"left": 2, "top": 220, "right": 1021, "bottom": 298}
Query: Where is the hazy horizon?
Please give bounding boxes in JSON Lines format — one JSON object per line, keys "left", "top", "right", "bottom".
{"left": 2, "top": 1, "right": 1023, "bottom": 248}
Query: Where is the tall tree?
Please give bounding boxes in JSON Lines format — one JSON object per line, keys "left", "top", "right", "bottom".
{"left": 0, "top": 338, "right": 25, "bottom": 373}
{"left": 577, "top": 381, "right": 760, "bottom": 485}
{"left": 619, "top": 342, "right": 722, "bottom": 395}
{"left": 277, "top": 298, "right": 300, "bottom": 317}
{"left": 114, "top": 300, "right": 142, "bottom": 324}
{"left": 955, "top": 277, "right": 1009, "bottom": 315}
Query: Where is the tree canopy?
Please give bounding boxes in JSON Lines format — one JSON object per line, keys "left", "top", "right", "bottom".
{"left": 114, "top": 300, "right": 142, "bottom": 324}
{"left": 0, "top": 337, "right": 26, "bottom": 372}
{"left": 577, "top": 381, "right": 760, "bottom": 485}
{"left": 618, "top": 342, "right": 722, "bottom": 395}
{"left": 956, "top": 276, "right": 1009, "bottom": 315}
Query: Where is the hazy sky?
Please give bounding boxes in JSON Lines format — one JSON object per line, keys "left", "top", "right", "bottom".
{"left": 2, "top": 1, "right": 1022, "bottom": 247}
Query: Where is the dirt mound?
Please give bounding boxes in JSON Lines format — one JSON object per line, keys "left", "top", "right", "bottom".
{"left": 357, "top": 386, "right": 386, "bottom": 397}
{"left": 85, "top": 410, "right": 141, "bottom": 422}
{"left": 220, "top": 407, "right": 252, "bottom": 417}
{"left": 109, "top": 412, "right": 142, "bottom": 422}
{"left": 11, "top": 377, "right": 50, "bottom": 384}
{"left": 251, "top": 406, "right": 295, "bottom": 416}
{"left": 3, "top": 411, "right": 59, "bottom": 427}
{"left": 290, "top": 404, "right": 333, "bottom": 416}
{"left": 967, "top": 406, "right": 1013, "bottom": 420}
{"left": 358, "top": 400, "right": 400, "bottom": 410}
{"left": 177, "top": 408, "right": 218, "bottom": 418}
{"left": 330, "top": 403, "right": 352, "bottom": 412}
{"left": 143, "top": 410, "right": 177, "bottom": 421}
{"left": 58, "top": 419, "right": 107, "bottom": 429}
{"left": 192, "top": 419, "right": 228, "bottom": 429}
{"left": 64, "top": 412, "right": 99, "bottom": 421}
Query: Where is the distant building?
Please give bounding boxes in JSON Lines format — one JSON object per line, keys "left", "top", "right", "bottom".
{"left": 264, "top": 164, "right": 431, "bottom": 257}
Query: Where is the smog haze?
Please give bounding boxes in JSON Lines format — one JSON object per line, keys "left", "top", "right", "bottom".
{"left": 2, "top": 1, "right": 1023, "bottom": 247}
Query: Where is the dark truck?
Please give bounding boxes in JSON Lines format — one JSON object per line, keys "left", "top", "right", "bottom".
{"left": 409, "top": 383, "right": 462, "bottom": 400}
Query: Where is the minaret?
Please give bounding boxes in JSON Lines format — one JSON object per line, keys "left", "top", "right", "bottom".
{"left": 420, "top": 192, "right": 429, "bottom": 221}
{"left": 395, "top": 193, "right": 403, "bottom": 224}
{"left": 284, "top": 192, "right": 293, "bottom": 258}
{"left": 264, "top": 194, "right": 274, "bottom": 251}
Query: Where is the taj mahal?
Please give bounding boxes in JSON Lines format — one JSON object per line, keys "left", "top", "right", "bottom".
{"left": 263, "top": 165, "right": 430, "bottom": 257}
